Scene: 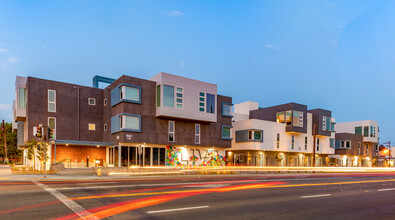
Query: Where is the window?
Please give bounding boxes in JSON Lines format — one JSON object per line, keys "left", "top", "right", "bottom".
{"left": 104, "top": 99, "right": 107, "bottom": 106}
{"left": 316, "top": 138, "right": 320, "bottom": 151}
{"left": 277, "top": 133, "right": 280, "bottom": 148}
{"left": 292, "top": 111, "right": 303, "bottom": 127}
{"left": 156, "top": 85, "right": 161, "bottom": 107}
{"left": 18, "top": 88, "right": 26, "bottom": 109}
{"left": 366, "top": 144, "right": 369, "bottom": 155}
{"left": 206, "top": 93, "right": 215, "bottom": 113}
{"left": 285, "top": 110, "right": 292, "bottom": 125}
{"left": 248, "top": 130, "right": 262, "bottom": 141}
{"left": 199, "top": 92, "right": 205, "bottom": 112}
{"left": 305, "top": 137, "right": 308, "bottom": 150}
{"left": 48, "top": 90, "right": 56, "bottom": 112}
{"left": 163, "top": 85, "right": 175, "bottom": 107}
{"left": 222, "top": 126, "right": 232, "bottom": 140}
{"left": 222, "top": 103, "right": 233, "bottom": 117}
{"left": 48, "top": 117, "right": 56, "bottom": 139}
{"left": 346, "top": 140, "right": 351, "bottom": 149}
{"left": 358, "top": 143, "right": 361, "bottom": 154}
{"left": 370, "top": 126, "right": 375, "bottom": 137}
{"left": 89, "top": 123, "right": 96, "bottom": 131}
{"left": 276, "top": 112, "right": 285, "bottom": 123}
{"left": 104, "top": 124, "right": 107, "bottom": 131}
{"left": 322, "top": 116, "right": 331, "bottom": 131}
{"left": 120, "top": 115, "right": 140, "bottom": 131}
{"left": 330, "top": 138, "right": 335, "bottom": 148}
{"left": 168, "top": 121, "right": 175, "bottom": 142}
{"left": 331, "top": 122, "right": 335, "bottom": 132}
{"left": 355, "top": 126, "right": 362, "bottom": 135}
{"left": 363, "top": 126, "right": 369, "bottom": 137}
{"left": 176, "top": 87, "right": 183, "bottom": 109}
{"left": 291, "top": 135, "right": 295, "bottom": 149}
{"left": 120, "top": 85, "right": 140, "bottom": 102}
{"left": 88, "top": 98, "right": 96, "bottom": 106}
{"left": 195, "top": 124, "right": 200, "bottom": 144}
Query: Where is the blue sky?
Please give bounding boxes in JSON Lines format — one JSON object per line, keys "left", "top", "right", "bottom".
{"left": 0, "top": 0, "right": 393, "bottom": 143}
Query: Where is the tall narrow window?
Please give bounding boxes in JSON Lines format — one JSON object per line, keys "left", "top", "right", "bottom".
{"left": 291, "top": 135, "right": 294, "bottom": 149}
{"left": 322, "top": 117, "right": 327, "bottom": 131}
{"left": 363, "top": 126, "right": 369, "bottom": 137}
{"left": 305, "top": 137, "right": 308, "bottom": 150}
{"left": 276, "top": 112, "right": 285, "bottom": 123}
{"left": 156, "top": 85, "right": 161, "bottom": 107}
{"left": 285, "top": 111, "right": 292, "bottom": 126}
{"left": 104, "top": 99, "right": 107, "bottom": 106}
{"left": 316, "top": 138, "right": 320, "bottom": 151}
{"left": 366, "top": 144, "right": 369, "bottom": 155}
{"left": 199, "top": 92, "right": 205, "bottom": 112}
{"left": 330, "top": 138, "right": 335, "bottom": 148}
{"left": 276, "top": 133, "right": 280, "bottom": 148}
{"left": 48, "top": 90, "right": 56, "bottom": 112}
{"left": 163, "top": 85, "right": 175, "bottom": 107}
{"left": 195, "top": 124, "right": 200, "bottom": 144}
{"left": 104, "top": 124, "right": 107, "bottom": 131}
{"left": 299, "top": 112, "right": 303, "bottom": 127}
{"left": 326, "top": 117, "right": 331, "bottom": 131}
{"left": 168, "top": 121, "right": 175, "bottom": 142}
{"left": 370, "top": 126, "right": 374, "bottom": 137}
{"left": 358, "top": 143, "right": 361, "bottom": 154}
{"left": 206, "top": 93, "right": 215, "bottom": 113}
{"left": 48, "top": 117, "right": 56, "bottom": 139}
{"left": 176, "top": 87, "right": 183, "bottom": 109}
{"left": 346, "top": 141, "right": 351, "bottom": 149}
{"left": 18, "top": 88, "right": 26, "bottom": 109}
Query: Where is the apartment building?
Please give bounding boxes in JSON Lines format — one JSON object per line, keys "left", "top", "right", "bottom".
{"left": 227, "top": 101, "right": 336, "bottom": 166}
{"left": 332, "top": 120, "right": 379, "bottom": 167}
{"left": 12, "top": 73, "right": 232, "bottom": 169}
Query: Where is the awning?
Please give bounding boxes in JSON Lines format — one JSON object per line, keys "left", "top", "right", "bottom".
{"left": 50, "top": 139, "right": 114, "bottom": 147}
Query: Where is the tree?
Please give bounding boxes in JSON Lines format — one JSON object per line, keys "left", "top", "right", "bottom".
{"left": 36, "top": 142, "right": 49, "bottom": 171}
{"left": 0, "top": 122, "right": 20, "bottom": 163}
{"left": 24, "top": 139, "right": 39, "bottom": 171}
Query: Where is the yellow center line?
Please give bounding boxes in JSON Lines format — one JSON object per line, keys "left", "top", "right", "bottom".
{"left": 71, "top": 178, "right": 395, "bottom": 201}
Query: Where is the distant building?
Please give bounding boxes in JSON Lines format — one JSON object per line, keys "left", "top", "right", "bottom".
{"left": 12, "top": 73, "right": 232, "bottom": 169}
{"left": 227, "top": 101, "right": 336, "bottom": 166}
{"left": 332, "top": 120, "right": 379, "bottom": 167}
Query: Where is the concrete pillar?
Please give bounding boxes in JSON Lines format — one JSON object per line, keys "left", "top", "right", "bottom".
{"left": 118, "top": 145, "right": 121, "bottom": 167}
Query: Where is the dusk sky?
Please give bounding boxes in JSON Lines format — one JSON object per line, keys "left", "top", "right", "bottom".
{"left": 0, "top": 0, "right": 394, "bottom": 143}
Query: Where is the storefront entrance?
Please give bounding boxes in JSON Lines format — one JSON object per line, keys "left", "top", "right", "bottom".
{"left": 120, "top": 146, "right": 166, "bottom": 167}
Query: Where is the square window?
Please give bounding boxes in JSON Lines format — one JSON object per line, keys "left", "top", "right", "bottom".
{"left": 199, "top": 107, "right": 205, "bottom": 112}
{"left": 89, "top": 123, "right": 96, "bottom": 131}
{"left": 176, "top": 87, "right": 183, "bottom": 92}
{"left": 120, "top": 85, "right": 140, "bottom": 102}
{"left": 176, "top": 104, "right": 182, "bottom": 109}
{"left": 88, "top": 98, "right": 96, "bottom": 106}
{"left": 176, "top": 93, "right": 183, "bottom": 98}
{"left": 199, "top": 92, "right": 205, "bottom": 97}
{"left": 199, "top": 97, "right": 205, "bottom": 102}
{"left": 176, "top": 98, "right": 183, "bottom": 103}
{"left": 121, "top": 115, "right": 140, "bottom": 131}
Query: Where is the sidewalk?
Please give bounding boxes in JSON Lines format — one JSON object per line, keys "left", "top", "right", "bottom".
{"left": 0, "top": 164, "right": 12, "bottom": 178}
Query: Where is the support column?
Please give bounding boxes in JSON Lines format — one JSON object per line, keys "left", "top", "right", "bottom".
{"left": 118, "top": 145, "right": 121, "bottom": 167}
{"left": 54, "top": 143, "right": 57, "bottom": 163}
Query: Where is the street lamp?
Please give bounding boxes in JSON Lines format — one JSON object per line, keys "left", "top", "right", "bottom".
{"left": 383, "top": 141, "right": 391, "bottom": 167}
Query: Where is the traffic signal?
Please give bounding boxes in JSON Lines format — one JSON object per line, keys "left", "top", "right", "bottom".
{"left": 48, "top": 128, "right": 55, "bottom": 140}
{"left": 35, "top": 126, "right": 43, "bottom": 138}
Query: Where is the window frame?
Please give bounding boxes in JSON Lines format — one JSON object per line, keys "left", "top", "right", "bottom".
{"left": 18, "top": 87, "right": 26, "bottom": 109}
{"left": 104, "top": 99, "right": 107, "bottom": 106}
{"left": 88, "top": 123, "right": 96, "bottom": 131}
{"left": 222, "top": 102, "right": 233, "bottom": 117}
{"left": 291, "top": 135, "right": 295, "bottom": 149}
{"left": 104, "top": 124, "right": 107, "bottom": 131}
{"left": 276, "top": 133, "right": 280, "bottom": 148}
{"left": 168, "top": 121, "right": 175, "bottom": 142}
{"left": 48, "top": 89, "right": 56, "bottom": 113}
{"left": 221, "top": 125, "right": 233, "bottom": 140}
{"left": 48, "top": 117, "right": 56, "bottom": 139}
{"left": 88, "top": 98, "right": 96, "bottom": 106}
{"left": 199, "top": 91, "right": 206, "bottom": 112}
{"left": 175, "top": 87, "right": 183, "bottom": 109}
{"left": 195, "top": 124, "right": 200, "bottom": 144}
{"left": 120, "top": 114, "right": 141, "bottom": 132}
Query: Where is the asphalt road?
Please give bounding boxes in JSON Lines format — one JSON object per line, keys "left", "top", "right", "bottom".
{"left": 1, "top": 174, "right": 395, "bottom": 220}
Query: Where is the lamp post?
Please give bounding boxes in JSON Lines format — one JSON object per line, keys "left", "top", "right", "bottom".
{"left": 383, "top": 141, "right": 391, "bottom": 167}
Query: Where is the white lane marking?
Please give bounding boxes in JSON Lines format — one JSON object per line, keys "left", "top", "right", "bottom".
{"left": 301, "top": 194, "right": 332, "bottom": 198}
{"left": 33, "top": 181, "right": 97, "bottom": 219}
{"left": 378, "top": 188, "right": 395, "bottom": 192}
{"left": 186, "top": 184, "right": 229, "bottom": 188}
{"left": 147, "top": 206, "right": 210, "bottom": 214}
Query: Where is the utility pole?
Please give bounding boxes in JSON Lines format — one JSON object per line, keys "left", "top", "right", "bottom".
{"left": 2, "top": 120, "right": 8, "bottom": 164}
{"left": 42, "top": 125, "right": 47, "bottom": 178}
{"left": 389, "top": 141, "right": 391, "bottom": 167}
{"left": 312, "top": 124, "right": 317, "bottom": 167}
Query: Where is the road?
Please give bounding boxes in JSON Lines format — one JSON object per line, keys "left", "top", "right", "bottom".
{"left": 1, "top": 173, "right": 395, "bottom": 220}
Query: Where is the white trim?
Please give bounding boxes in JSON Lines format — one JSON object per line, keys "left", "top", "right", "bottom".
{"left": 168, "top": 121, "right": 175, "bottom": 142}
{"left": 88, "top": 98, "right": 96, "bottom": 106}
{"left": 104, "top": 98, "right": 107, "bottom": 106}
{"left": 176, "top": 86, "right": 183, "bottom": 109}
{"left": 48, "top": 89, "right": 56, "bottom": 112}
{"left": 48, "top": 117, "right": 56, "bottom": 139}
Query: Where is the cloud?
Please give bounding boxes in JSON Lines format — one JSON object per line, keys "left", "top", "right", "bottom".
{"left": 7, "top": 57, "right": 18, "bottom": 64}
{"left": 0, "top": 103, "right": 11, "bottom": 110}
{"left": 0, "top": 48, "right": 7, "bottom": 53}
{"left": 265, "top": 44, "right": 281, "bottom": 50}
{"left": 166, "top": 10, "right": 184, "bottom": 17}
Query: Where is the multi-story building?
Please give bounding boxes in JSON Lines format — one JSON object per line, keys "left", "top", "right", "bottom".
{"left": 12, "top": 73, "right": 232, "bottom": 169}
{"left": 227, "top": 101, "right": 336, "bottom": 166}
{"left": 332, "top": 120, "right": 379, "bottom": 167}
